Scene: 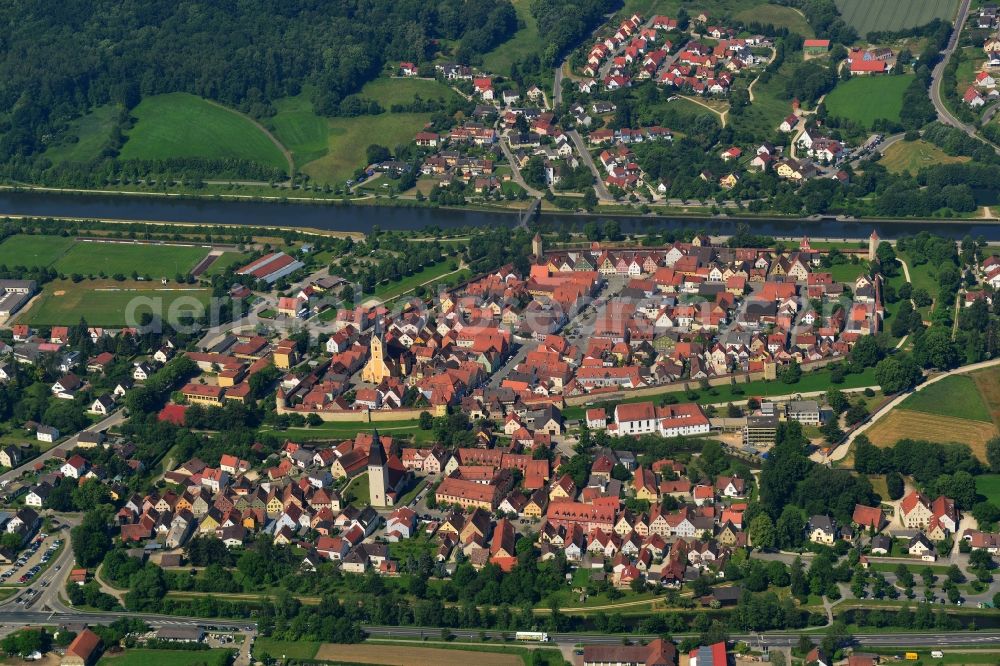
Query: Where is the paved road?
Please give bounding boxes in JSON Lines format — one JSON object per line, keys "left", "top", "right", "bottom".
{"left": 553, "top": 64, "right": 563, "bottom": 107}
{"left": 829, "top": 355, "right": 1000, "bottom": 461}
{"left": 0, "top": 412, "right": 125, "bottom": 486}
{"left": 567, "top": 129, "right": 613, "bottom": 201}
{"left": 498, "top": 138, "right": 545, "bottom": 198}
{"left": 929, "top": 0, "right": 988, "bottom": 146}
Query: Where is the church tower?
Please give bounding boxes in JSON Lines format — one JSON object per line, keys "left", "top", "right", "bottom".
{"left": 361, "top": 322, "right": 392, "bottom": 384}
{"left": 532, "top": 232, "right": 543, "bottom": 259}
{"left": 368, "top": 430, "right": 389, "bottom": 507}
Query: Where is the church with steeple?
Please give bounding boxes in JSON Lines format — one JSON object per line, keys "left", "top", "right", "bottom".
{"left": 360, "top": 322, "right": 408, "bottom": 385}
{"left": 366, "top": 430, "right": 408, "bottom": 508}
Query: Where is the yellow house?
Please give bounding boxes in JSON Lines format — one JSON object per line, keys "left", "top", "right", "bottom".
{"left": 719, "top": 173, "right": 739, "bottom": 190}
{"left": 199, "top": 513, "right": 219, "bottom": 534}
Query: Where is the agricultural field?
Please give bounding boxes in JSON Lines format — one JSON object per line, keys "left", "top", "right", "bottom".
{"left": 971, "top": 365, "right": 1000, "bottom": 430}
{"left": 734, "top": 4, "right": 814, "bottom": 37}
{"left": 53, "top": 241, "right": 209, "bottom": 277}
{"left": 483, "top": 0, "right": 542, "bottom": 75}
{"left": 0, "top": 234, "right": 76, "bottom": 268}
{"left": 19, "top": 279, "right": 212, "bottom": 327}
{"left": 824, "top": 75, "right": 914, "bottom": 128}
{"left": 43, "top": 104, "right": 120, "bottom": 166}
{"left": 253, "top": 638, "right": 321, "bottom": 660}
{"left": 879, "top": 139, "right": 970, "bottom": 174}
{"left": 864, "top": 409, "right": 998, "bottom": 461}
{"left": 119, "top": 93, "right": 289, "bottom": 173}
{"left": 314, "top": 643, "right": 522, "bottom": 666}
{"left": 899, "top": 375, "right": 993, "bottom": 422}
{"left": 835, "top": 0, "right": 958, "bottom": 34}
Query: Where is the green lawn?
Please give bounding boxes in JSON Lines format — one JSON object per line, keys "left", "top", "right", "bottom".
{"left": 389, "top": 531, "right": 438, "bottom": 562}
{"left": 483, "top": 0, "right": 542, "bottom": 75}
{"left": 359, "top": 78, "right": 459, "bottom": 108}
{"left": 730, "top": 50, "right": 799, "bottom": 139}
{"left": 44, "top": 104, "right": 121, "bottom": 165}
{"left": 374, "top": 260, "right": 463, "bottom": 301}
{"left": 270, "top": 419, "right": 437, "bottom": 443}
{"left": 563, "top": 366, "right": 879, "bottom": 421}
{"left": 301, "top": 112, "right": 435, "bottom": 185}
{"left": 828, "top": 260, "right": 867, "bottom": 283}
{"left": 252, "top": 638, "right": 320, "bottom": 660}
{"left": 900, "top": 375, "right": 993, "bottom": 422}
{"left": 976, "top": 474, "right": 1000, "bottom": 506}
{"left": 120, "top": 92, "right": 288, "bottom": 173}
{"left": 0, "top": 234, "right": 76, "bottom": 268}
{"left": 53, "top": 241, "right": 209, "bottom": 277}
{"left": 268, "top": 93, "right": 331, "bottom": 168}
{"left": 343, "top": 473, "right": 371, "bottom": 507}
{"left": 825, "top": 75, "right": 915, "bottom": 128}
{"left": 99, "top": 648, "right": 232, "bottom": 666}
{"left": 20, "top": 280, "right": 212, "bottom": 327}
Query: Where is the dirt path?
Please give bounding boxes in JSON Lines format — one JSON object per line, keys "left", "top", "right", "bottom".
{"left": 202, "top": 99, "right": 294, "bottom": 181}
{"left": 678, "top": 95, "right": 728, "bottom": 127}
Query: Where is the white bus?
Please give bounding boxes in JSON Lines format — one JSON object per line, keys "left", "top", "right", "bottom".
{"left": 515, "top": 631, "right": 550, "bottom": 642}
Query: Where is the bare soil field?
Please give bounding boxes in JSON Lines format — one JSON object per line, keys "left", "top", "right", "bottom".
{"left": 865, "top": 409, "right": 998, "bottom": 462}
{"left": 314, "top": 643, "right": 522, "bottom": 666}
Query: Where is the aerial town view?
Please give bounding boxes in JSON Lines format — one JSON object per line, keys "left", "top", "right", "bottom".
{"left": 3, "top": 1, "right": 1000, "bottom": 665}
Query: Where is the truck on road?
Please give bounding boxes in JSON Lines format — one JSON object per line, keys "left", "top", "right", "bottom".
{"left": 515, "top": 631, "right": 550, "bottom": 642}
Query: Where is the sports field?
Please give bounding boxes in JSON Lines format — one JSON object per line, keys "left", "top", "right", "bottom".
{"left": 53, "top": 241, "right": 209, "bottom": 277}
{"left": 879, "top": 139, "right": 970, "bottom": 174}
{"left": 20, "top": 280, "right": 212, "bottom": 327}
{"left": 0, "top": 234, "right": 76, "bottom": 268}
{"left": 314, "top": 643, "right": 521, "bottom": 666}
{"left": 899, "top": 374, "right": 993, "bottom": 422}
{"left": 824, "top": 75, "right": 914, "bottom": 128}
{"left": 119, "top": 93, "right": 289, "bottom": 172}
{"left": 835, "top": 0, "right": 957, "bottom": 34}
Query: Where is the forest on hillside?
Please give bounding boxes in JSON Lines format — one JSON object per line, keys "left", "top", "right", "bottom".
{"left": 0, "top": 0, "right": 517, "bottom": 165}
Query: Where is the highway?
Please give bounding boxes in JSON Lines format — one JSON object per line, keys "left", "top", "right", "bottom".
{"left": 362, "top": 625, "right": 1000, "bottom": 648}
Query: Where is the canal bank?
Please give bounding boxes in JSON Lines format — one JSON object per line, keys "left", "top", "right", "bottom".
{"left": 2, "top": 190, "right": 1000, "bottom": 240}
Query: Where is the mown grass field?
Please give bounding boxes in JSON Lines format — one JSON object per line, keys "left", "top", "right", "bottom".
{"left": 977, "top": 474, "right": 1000, "bottom": 505}
{"left": 316, "top": 643, "right": 522, "bottom": 666}
{"left": 900, "top": 375, "right": 993, "bottom": 422}
{"left": 301, "top": 112, "right": 435, "bottom": 185}
{"left": 865, "top": 409, "right": 998, "bottom": 461}
{"left": 825, "top": 75, "right": 914, "bottom": 128}
{"left": 972, "top": 365, "right": 1000, "bottom": 430}
{"left": 359, "top": 77, "right": 459, "bottom": 107}
{"left": 201, "top": 251, "right": 250, "bottom": 277}
{"left": 119, "top": 93, "right": 288, "bottom": 172}
{"left": 43, "top": 103, "right": 120, "bottom": 165}
{"left": 268, "top": 94, "right": 330, "bottom": 169}
{"left": 835, "top": 0, "right": 957, "bottom": 34}
{"left": 734, "top": 5, "right": 814, "bottom": 36}
{"left": 98, "top": 648, "right": 232, "bottom": 666}
{"left": 0, "top": 234, "right": 76, "bottom": 268}
{"left": 251, "top": 638, "right": 321, "bottom": 660}
{"left": 53, "top": 241, "right": 209, "bottom": 277}
{"left": 20, "top": 280, "right": 212, "bottom": 327}
{"left": 483, "top": 0, "right": 541, "bottom": 75}
{"left": 879, "top": 139, "right": 970, "bottom": 175}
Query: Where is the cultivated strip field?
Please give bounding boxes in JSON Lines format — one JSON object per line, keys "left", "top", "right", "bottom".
{"left": 314, "top": 644, "right": 522, "bottom": 666}
{"left": 865, "top": 409, "right": 998, "bottom": 461}
{"left": 972, "top": 365, "right": 1000, "bottom": 430}
{"left": 835, "top": 0, "right": 957, "bottom": 34}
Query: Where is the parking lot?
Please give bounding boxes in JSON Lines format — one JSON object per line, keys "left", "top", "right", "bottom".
{"left": 0, "top": 533, "right": 62, "bottom": 586}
